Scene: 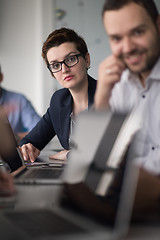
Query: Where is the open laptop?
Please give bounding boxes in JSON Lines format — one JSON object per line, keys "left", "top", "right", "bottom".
{"left": 0, "top": 110, "right": 142, "bottom": 240}
{"left": 0, "top": 106, "right": 139, "bottom": 186}
{"left": 0, "top": 107, "right": 65, "bottom": 184}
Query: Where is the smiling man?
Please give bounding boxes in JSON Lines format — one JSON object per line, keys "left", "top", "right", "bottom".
{"left": 95, "top": 0, "right": 160, "bottom": 174}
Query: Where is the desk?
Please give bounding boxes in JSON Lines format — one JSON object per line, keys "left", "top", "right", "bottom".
{"left": 0, "top": 184, "right": 62, "bottom": 210}
{"left": 0, "top": 139, "right": 160, "bottom": 240}
{"left": 1, "top": 183, "right": 160, "bottom": 240}
{"left": 125, "top": 225, "right": 160, "bottom": 240}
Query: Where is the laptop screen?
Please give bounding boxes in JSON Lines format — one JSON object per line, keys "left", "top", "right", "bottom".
{"left": 0, "top": 107, "right": 24, "bottom": 172}
{"left": 60, "top": 110, "right": 142, "bottom": 236}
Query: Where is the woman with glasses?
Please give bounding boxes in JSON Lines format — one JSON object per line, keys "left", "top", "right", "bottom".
{"left": 19, "top": 28, "right": 97, "bottom": 162}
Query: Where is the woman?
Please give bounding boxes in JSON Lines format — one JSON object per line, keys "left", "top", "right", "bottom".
{"left": 19, "top": 28, "right": 97, "bottom": 161}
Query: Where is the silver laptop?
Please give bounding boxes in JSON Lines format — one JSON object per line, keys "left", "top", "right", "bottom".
{"left": 0, "top": 110, "right": 142, "bottom": 240}
{"left": 0, "top": 107, "right": 65, "bottom": 184}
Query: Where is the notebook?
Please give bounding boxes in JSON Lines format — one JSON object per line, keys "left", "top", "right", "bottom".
{"left": 0, "top": 107, "right": 65, "bottom": 184}
{"left": 0, "top": 110, "right": 142, "bottom": 240}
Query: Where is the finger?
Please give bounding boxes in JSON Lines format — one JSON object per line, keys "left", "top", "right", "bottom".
{"left": 102, "top": 55, "right": 126, "bottom": 72}
{"left": 49, "top": 155, "right": 57, "bottom": 160}
{"left": 49, "top": 150, "right": 67, "bottom": 161}
{"left": 20, "top": 145, "right": 30, "bottom": 161}
{"left": 20, "top": 144, "right": 36, "bottom": 162}
{"left": 32, "top": 148, "right": 40, "bottom": 162}
{"left": 105, "top": 64, "right": 124, "bottom": 77}
{"left": 49, "top": 152, "right": 61, "bottom": 160}
{"left": 26, "top": 144, "right": 38, "bottom": 163}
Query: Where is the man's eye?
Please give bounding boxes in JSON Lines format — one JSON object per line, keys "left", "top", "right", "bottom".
{"left": 133, "top": 29, "right": 145, "bottom": 36}
{"left": 111, "top": 36, "right": 121, "bottom": 43}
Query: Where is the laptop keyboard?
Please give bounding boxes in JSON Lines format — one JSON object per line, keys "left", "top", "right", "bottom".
{"left": 24, "top": 168, "right": 63, "bottom": 179}
{"left": 5, "top": 209, "right": 86, "bottom": 237}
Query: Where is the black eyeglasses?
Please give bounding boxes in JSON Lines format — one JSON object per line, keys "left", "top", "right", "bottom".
{"left": 47, "top": 53, "right": 83, "bottom": 73}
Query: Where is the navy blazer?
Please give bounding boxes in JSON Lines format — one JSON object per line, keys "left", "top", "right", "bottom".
{"left": 19, "top": 75, "right": 97, "bottom": 150}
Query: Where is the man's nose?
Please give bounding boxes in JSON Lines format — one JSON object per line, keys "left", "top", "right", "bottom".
{"left": 122, "top": 37, "right": 135, "bottom": 53}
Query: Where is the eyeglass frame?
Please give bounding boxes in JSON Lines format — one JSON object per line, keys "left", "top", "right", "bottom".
{"left": 47, "top": 53, "right": 84, "bottom": 73}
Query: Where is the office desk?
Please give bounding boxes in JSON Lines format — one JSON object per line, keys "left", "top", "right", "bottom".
{"left": 0, "top": 138, "right": 160, "bottom": 240}
{"left": 1, "top": 183, "right": 160, "bottom": 240}
{"left": 125, "top": 225, "right": 160, "bottom": 240}
{"left": 0, "top": 176, "right": 160, "bottom": 240}
{"left": 0, "top": 184, "right": 62, "bottom": 210}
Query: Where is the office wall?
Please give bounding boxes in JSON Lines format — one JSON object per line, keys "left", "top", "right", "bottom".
{"left": 0, "top": 0, "right": 55, "bottom": 115}
{"left": 55, "top": 0, "right": 108, "bottom": 85}
{"left": 0, "top": 0, "right": 160, "bottom": 115}
{"left": 0, "top": 0, "right": 107, "bottom": 115}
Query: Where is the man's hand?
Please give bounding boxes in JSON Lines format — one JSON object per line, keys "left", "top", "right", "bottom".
{"left": 94, "top": 55, "right": 125, "bottom": 110}
{"left": 20, "top": 143, "right": 40, "bottom": 162}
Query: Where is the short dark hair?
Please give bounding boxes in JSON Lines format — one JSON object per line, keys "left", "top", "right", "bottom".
{"left": 102, "top": 0, "right": 159, "bottom": 25}
{"left": 42, "top": 28, "right": 88, "bottom": 66}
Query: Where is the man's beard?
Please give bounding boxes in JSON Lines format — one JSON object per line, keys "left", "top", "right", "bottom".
{"left": 120, "top": 48, "right": 160, "bottom": 74}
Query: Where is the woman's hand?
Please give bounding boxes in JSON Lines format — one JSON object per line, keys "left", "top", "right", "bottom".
{"left": 49, "top": 150, "right": 70, "bottom": 161}
{"left": 19, "top": 143, "right": 40, "bottom": 162}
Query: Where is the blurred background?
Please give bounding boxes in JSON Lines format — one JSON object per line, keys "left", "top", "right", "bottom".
{"left": 0, "top": 0, "right": 160, "bottom": 116}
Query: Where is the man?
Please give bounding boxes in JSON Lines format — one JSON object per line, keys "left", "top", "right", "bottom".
{"left": 95, "top": 0, "right": 160, "bottom": 174}
{"left": 63, "top": 0, "right": 160, "bottom": 222}
{"left": 0, "top": 65, "right": 40, "bottom": 141}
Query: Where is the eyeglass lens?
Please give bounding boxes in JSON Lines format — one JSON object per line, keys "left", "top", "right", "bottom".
{"left": 49, "top": 54, "right": 81, "bottom": 73}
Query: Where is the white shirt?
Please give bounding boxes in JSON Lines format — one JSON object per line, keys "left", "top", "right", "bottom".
{"left": 109, "top": 57, "right": 160, "bottom": 174}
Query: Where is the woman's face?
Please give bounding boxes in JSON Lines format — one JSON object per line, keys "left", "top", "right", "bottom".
{"left": 47, "top": 42, "right": 90, "bottom": 90}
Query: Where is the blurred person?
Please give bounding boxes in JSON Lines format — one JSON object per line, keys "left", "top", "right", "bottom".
{"left": 19, "top": 28, "right": 97, "bottom": 162}
{"left": 62, "top": 166, "right": 160, "bottom": 223}
{"left": 0, "top": 169, "right": 16, "bottom": 196}
{"left": 0, "top": 65, "right": 41, "bottom": 141}
{"left": 61, "top": 0, "right": 160, "bottom": 224}
{"left": 94, "top": 0, "right": 160, "bottom": 174}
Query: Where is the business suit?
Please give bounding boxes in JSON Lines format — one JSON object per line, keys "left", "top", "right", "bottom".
{"left": 19, "top": 75, "right": 97, "bottom": 150}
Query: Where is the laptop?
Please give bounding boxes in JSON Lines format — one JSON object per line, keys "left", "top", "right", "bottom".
{"left": 0, "top": 107, "right": 65, "bottom": 184}
{"left": 62, "top": 110, "right": 142, "bottom": 189}
{"left": 0, "top": 110, "right": 142, "bottom": 240}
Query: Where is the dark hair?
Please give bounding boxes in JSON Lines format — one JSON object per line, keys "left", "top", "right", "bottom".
{"left": 102, "top": 0, "right": 159, "bottom": 25}
{"left": 42, "top": 28, "right": 88, "bottom": 66}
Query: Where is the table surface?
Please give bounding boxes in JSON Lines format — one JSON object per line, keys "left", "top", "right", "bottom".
{"left": 0, "top": 138, "right": 160, "bottom": 240}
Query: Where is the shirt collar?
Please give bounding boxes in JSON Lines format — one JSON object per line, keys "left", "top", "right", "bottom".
{"left": 122, "top": 69, "right": 141, "bottom": 88}
{"left": 148, "top": 57, "right": 160, "bottom": 81}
